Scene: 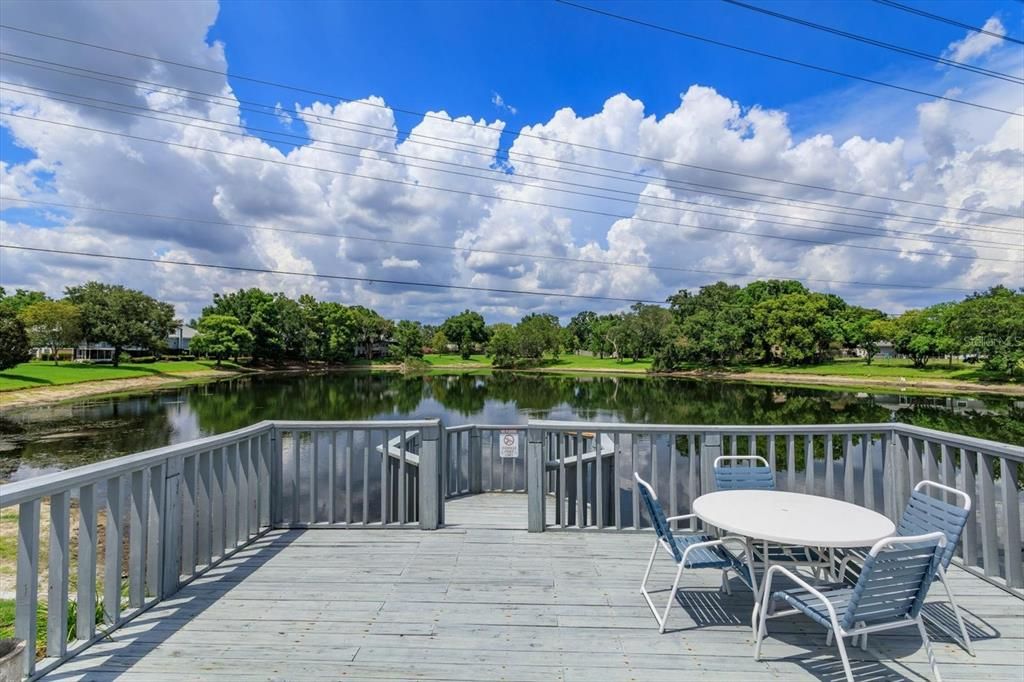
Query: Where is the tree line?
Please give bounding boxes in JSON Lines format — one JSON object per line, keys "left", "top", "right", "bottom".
{"left": 1, "top": 280, "right": 1020, "bottom": 379}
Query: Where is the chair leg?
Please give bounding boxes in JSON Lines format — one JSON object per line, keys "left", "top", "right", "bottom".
{"left": 917, "top": 617, "right": 944, "bottom": 682}
{"left": 658, "top": 563, "right": 685, "bottom": 634}
{"left": 720, "top": 568, "right": 732, "bottom": 595}
{"left": 833, "top": 631, "right": 855, "bottom": 682}
{"left": 938, "top": 573, "right": 975, "bottom": 657}
{"left": 640, "top": 541, "right": 664, "bottom": 630}
{"left": 753, "top": 581, "right": 773, "bottom": 661}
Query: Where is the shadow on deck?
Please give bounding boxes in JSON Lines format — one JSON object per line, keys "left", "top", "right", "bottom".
{"left": 43, "top": 494, "right": 1023, "bottom": 681}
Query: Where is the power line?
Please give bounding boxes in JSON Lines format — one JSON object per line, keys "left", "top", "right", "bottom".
{"left": 873, "top": 0, "right": 1024, "bottom": 46}
{"left": 5, "top": 52, "right": 1018, "bottom": 235}
{"left": 0, "top": 244, "right": 665, "bottom": 305}
{"left": 1, "top": 196, "right": 987, "bottom": 293}
{"left": 5, "top": 110, "right": 1019, "bottom": 264}
{"left": 0, "top": 27, "right": 1020, "bottom": 219}
{"left": 4, "top": 82, "right": 1014, "bottom": 250}
{"left": 552, "top": 0, "right": 1022, "bottom": 117}
{"left": 721, "top": 0, "right": 1023, "bottom": 83}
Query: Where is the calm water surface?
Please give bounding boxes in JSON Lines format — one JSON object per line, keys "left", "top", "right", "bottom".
{"left": 2, "top": 371, "right": 1021, "bottom": 483}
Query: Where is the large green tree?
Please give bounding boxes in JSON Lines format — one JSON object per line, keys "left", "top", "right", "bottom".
{"left": 190, "top": 314, "right": 253, "bottom": 365}
{"left": 752, "top": 292, "right": 844, "bottom": 365}
{"left": 441, "top": 310, "right": 488, "bottom": 359}
{"left": 486, "top": 323, "right": 519, "bottom": 368}
{"left": 394, "top": 320, "right": 426, "bottom": 359}
{"left": 948, "top": 286, "right": 1024, "bottom": 377}
{"left": 887, "top": 304, "right": 958, "bottom": 368}
{"left": 565, "top": 311, "right": 596, "bottom": 355}
{"left": 66, "top": 282, "right": 176, "bottom": 365}
{"left": 19, "top": 300, "right": 82, "bottom": 364}
{"left": 350, "top": 306, "right": 394, "bottom": 359}
{"left": 0, "top": 288, "right": 49, "bottom": 316}
{"left": 839, "top": 306, "right": 888, "bottom": 364}
{"left": 516, "top": 313, "right": 562, "bottom": 361}
{"left": 0, "top": 310, "right": 31, "bottom": 370}
{"left": 667, "top": 283, "right": 751, "bottom": 365}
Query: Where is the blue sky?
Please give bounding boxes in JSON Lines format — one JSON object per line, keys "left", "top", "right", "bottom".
{"left": 1, "top": 0, "right": 1022, "bottom": 321}
{"left": 210, "top": 0, "right": 1024, "bottom": 146}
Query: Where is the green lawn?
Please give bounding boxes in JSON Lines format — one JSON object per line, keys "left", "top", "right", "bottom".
{"left": 0, "top": 360, "right": 243, "bottom": 392}
{"left": 419, "top": 353, "right": 493, "bottom": 367}
{"left": 540, "top": 355, "right": 653, "bottom": 371}
{"left": 744, "top": 357, "right": 1003, "bottom": 382}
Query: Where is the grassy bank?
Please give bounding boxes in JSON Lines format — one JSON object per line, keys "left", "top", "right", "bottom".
{"left": 0, "top": 360, "right": 245, "bottom": 392}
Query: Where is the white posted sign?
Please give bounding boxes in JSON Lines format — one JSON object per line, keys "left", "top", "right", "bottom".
{"left": 499, "top": 430, "right": 520, "bottom": 458}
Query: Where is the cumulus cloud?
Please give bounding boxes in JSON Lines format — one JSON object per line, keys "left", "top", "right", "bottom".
{"left": 944, "top": 17, "right": 1007, "bottom": 63}
{"left": 1, "top": 1, "right": 1021, "bottom": 325}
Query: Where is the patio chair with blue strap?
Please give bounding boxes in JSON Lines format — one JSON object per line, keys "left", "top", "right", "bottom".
{"left": 635, "top": 473, "right": 756, "bottom": 633}
{"left": 755, "top": 531, "right": 948, "bottom": 682}
{"left": 837, "top": 480, "right": 974, "bottom": 655}
{"left": 713, "top": 455, "right": 827, "bottom": 574}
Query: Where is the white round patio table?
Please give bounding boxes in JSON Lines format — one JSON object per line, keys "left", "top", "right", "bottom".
{"left": 692, "top": 490, "right": 895, "bottom": 548}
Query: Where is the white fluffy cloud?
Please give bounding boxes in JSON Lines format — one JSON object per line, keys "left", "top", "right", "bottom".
{"left": 945, "top": 17, "right": 1007, "bottom": 63}
{"left": 1, "top": 1, "right": 1022, "bottom": 324}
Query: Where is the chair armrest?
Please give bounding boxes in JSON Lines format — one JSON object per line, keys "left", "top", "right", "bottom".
{"left": 678, "top": 538, "right": 727, "bottom": 567}
{"left": 763, "top": 564, "right": 842, "bottom": 630}
{"left": 666, "top": 513, "right": 698, "bottom": 531}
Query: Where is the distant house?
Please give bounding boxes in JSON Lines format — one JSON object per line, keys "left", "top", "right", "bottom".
{"left": 73, "top": 325, "right": 197, "bottom": 362}
{"left": 854, "top": 341, "right": 896, "bottom": 360}
{"left": 167, "top": 324, "right": 196, "bottom": 353}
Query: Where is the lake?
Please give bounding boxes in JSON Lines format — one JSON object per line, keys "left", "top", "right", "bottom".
{"left": 2, "top": 371, "right": 1021, "bottom": 483}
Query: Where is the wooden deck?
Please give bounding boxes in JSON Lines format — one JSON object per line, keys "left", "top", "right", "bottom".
{"left": 44, "top": 494, "right": 1024, "bottom": 681}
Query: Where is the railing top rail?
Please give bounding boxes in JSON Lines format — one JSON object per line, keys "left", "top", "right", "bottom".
{"left": 526, "top": 420, "right": 896, "bottom": 435}
{"left": 0, "top": 421, "right": 274, "bottom": 508}
{"left": 271, "top": 419, "right": 441, "bottom": 429}
{"left": 894, "top": 423, "right": 1024, "bottom": 460}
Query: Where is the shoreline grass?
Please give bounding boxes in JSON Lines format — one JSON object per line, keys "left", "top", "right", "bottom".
{"left": 0, "top": 360, "right": 244, "bottom": 392}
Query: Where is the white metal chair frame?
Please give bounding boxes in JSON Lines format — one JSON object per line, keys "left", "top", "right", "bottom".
{"left": 837, "top": 480, "right": 974, "bottom": 656}
{"left": 755, "top": 531, "right": 947, "bottom": 682}
{"left": 635, "top": 473, "right": 758, "bottom": 634}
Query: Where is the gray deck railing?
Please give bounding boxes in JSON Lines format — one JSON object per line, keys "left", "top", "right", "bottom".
{"left": 2, "top": 417, "right": 1020, "bottom": 679}
{"left": 0, "top": 418, "right": 441, "bottom": 679}
{"left": 525, "top": 421, "right": 1024, "bottom": 594}
{"left": 443, "top": 425, "right": 528, "bottom": 498}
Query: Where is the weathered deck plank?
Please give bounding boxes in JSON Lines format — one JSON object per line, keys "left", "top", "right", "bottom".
{"left": 43, "top": 494, "right": 1024, "bottom": 681}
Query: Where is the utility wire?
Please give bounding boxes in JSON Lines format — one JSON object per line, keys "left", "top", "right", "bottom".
{"left": 2, "top": 55, "right": 1019, "bottom": 236}
{"left": 0, "top": 244, "right": 666, "bottom": 305}
{"left": 552, "top": 0, "right": 1022, "bottom": 118}
{"left": 721, "top": 0, "right": 1024, "bottom": 83}
{"left": 5, "top": 53, "right": 1018, "bottom": 235}
{"left": 0, "top": 25, "right": 1020, "bottom": 219}
{"left": 4, "top": 82, "right": 1014, "bottom": 249}
{"left": 0, "top": 196, "right": 986, "bottom": 293}
{"left": 873, "top": 0, "right": 1024, "bottom": 46}
{"left": 4, "top": 110, "right": 1019, "bottom": 264}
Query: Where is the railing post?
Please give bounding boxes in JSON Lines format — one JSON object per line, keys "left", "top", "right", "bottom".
{"left": 469, "top": 427, "right": 483, "bottom": 494}
{"left": 270, "top": 426, "right": 282, "bottom": 527}
{"left": 701, "top": 432, "right": 721, "bottom": 498}
{"left": 161, "top": 456, "right": 183, "bottom": 599}
{"left": 418, "top": 421, "right": 442, "bottom": 530}
{"left": 528, "top": 426, "right": 546, "bottom": 532}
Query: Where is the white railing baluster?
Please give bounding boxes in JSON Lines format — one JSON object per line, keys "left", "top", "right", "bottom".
{"left": 978, "top": 453, "right": 999, "bottom": 576}
{"left": 47, "top": 490, "right": 70, "bottom": 657}
{"left": 786, "top": 434, "right": 796, "bottom": 492}
{"left": 398, "top": 429, "right": 407, "bottom": 524}
{"left": 310, "top": 432, "right": 319, "bottom": 524}
{"left": 842, "top": 434, "right": 854, "bottom": 503}
{"left": 804, "top": 435, "right": 815, "bottom": 495}
{"left": 379, "top": 430, "right": 388, "bottom": 525}
{"left": 102, "top": 476, "right": 122, "bottom": 626}
{"left": 146, "top": 463, "right": 165, "bottom": 599}
{"left": 329, "top": 431, "right": 338, "bottom": 524}
{"left": 596, "top": 430, "right": 605, "bottom": 529}
{"left": 960, "top": 449, "right": 979, "bottom": 565}
{"left": 940, "top": 443, "right": 956, "bottom": 507}
{"left": 825, "top": 433, "right": 835, "bottom": 498}
{"left": 128, "top": 469, "right": 147, "bottom": 609}
{"left": 1000, "top": 457, "right": 1023, "bottom": 588}
{"left": 345, "top": 431, "right": 353, "bottom": 525}
{"left": 181, "top": 455, "right": 197, "bottom": 578}
{"left": 291, "top": 433, "right": 300, "bottom": 525}
{"left": 15, "top": 499, "right": 40, "bottom": 677}
{"left": 863, "top": 436, "right": 875, "bottom": 511}
{"left": 212, "top": 450, "right": 226, "bottom": 559}
{"left": 76, "top": 483, "right": 97, "bottom": 641}
{"left": 197, "top": 452, "right": 212, "bottom": 567}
